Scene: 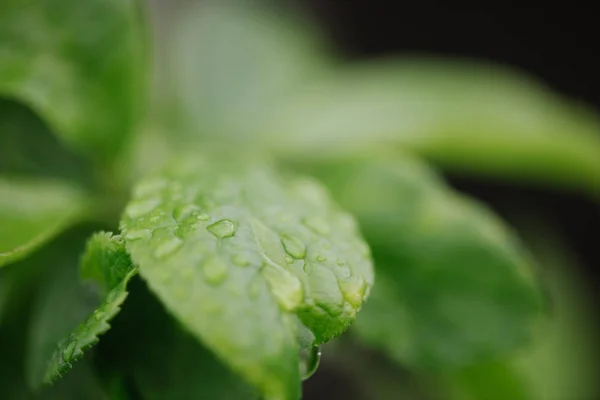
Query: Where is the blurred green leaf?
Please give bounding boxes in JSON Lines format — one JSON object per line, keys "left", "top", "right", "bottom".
{"left": 439, "top": 217, "right": 600, "bottom": 400}
{"left": 0, "top": 0, "right": 146, "bottom": 162}
{"left": 266, "top": 58, "right": 600, "bottom": 199}
{"left": 120, "top": 157, "right": 373, "bottom": 400}
{"left": 304, "top": 155, "right": 543, "bottom": 369}
{"left": 43, "top": 232, "right": 136, "bottom": 385}
{"left": 24, "top": 230, "right": 98, "bottom": 389}
{"left": 0, "top": 99, "right": 91, "bottom": 184}
{"left": 161, "top": 0, "right": 332, "bottom": 145}
{"left": 0, "top": 177, "right": 89, "bottom": 268}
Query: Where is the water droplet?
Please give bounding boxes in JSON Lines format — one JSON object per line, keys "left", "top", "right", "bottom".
{"left": 126, "top": 198, "right": 161, "bottom": 219}
{"left": 173, "top": 204, "right": 201, "bottom": 221}
{"left": 316, "top": 255, "right": 327, "bottom": 263}
{"left": 261, "top": 257, "right": 303, "bottom": 311}
{"left": 302, "top": 216, "right": 330, "bottom": 235}
{"left": 336, "top": 259, "right": 345, "bottom": 266}
{"left": 300, "top": 345, "right": 322, "bottom": 380}
{"left": 125, "top": 229, "right": 151, "bottom": 241}
{"left": 284, "top": 256, "right": 294, "bottom": 264}
{"left": 281, "top": 234, "right": 306, "bottom": 259}
{"left": 197, "top": 213, "right": 210, "bottom": 221}
{"left": 153, "top": 237, "right": 183, "bottom": 259}
{"left": 62, "top": 340, "right": 78, "bottom": 362}
{"left": 203, "top": 256, "right": 228, "bottom": 285}
{"left": 207, "top": 219, "right": 236, "bottom": 239}
{"left": 232, "top": 254, "right": 250, "bottom": 267}
{"left": 339, "top": 276, "right": 367, "bottom": 308}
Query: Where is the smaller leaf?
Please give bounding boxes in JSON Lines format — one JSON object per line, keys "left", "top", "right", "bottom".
{"left": 0, "top": 177, "right": 89, "bottom": 267}
{"left": 43, "top": 232, "right": 136, "bottom": 384}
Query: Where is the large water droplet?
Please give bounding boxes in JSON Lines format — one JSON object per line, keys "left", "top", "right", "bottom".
{"left": 261, "top": 258, "right": 303, "bottom": 311}
{"left": 173, "top": 204, "right": 201, "bottom": 221}
{"left": 203, "top": 256, "right": 228, "bottom": 285}
{"left": 339, "top": 276, "right": 367, "bottom": 308}
{"left": 302, "top": 216, "right": 330, "bottom": 235}
{"left": 281, "top": 234, "right": 306, "bottom": 259}
{"left": 153, "top": 237, "right": 183, "bottom": 259}
{"left": 207, "top": 219, "right": 236, "bottom": 239}
{"left": 300, "top": 345, "right": 322, "bottom": 381}
{"left": 125, "top": 229, "right": 151, "bottom": 241}
{"left": 126, "top": 198, "right": 161, "bottom": 219}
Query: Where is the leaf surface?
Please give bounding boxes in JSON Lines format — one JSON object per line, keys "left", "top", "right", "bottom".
{"left": 120, "top": 158, "right": 373, "bottom": 400}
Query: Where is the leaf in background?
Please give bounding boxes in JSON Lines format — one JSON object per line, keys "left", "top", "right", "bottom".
{"left": 265, "top": 57, "right": 600, "bottom": 199}
{"left": 42, "top": 232, "right": 136, "bottom": 385}
{"left": 0, "top": 177, "right": 89, "bottom": 268}
{"left": 304, "top": 155, "right": 543, "bottom": 370}
{"left": 0, "top": 99, "right": 91, "bottom": 184}
{"left": 120, "top": 157, "right": 373, "bottom": 400}
{"left": 0, "top": 0, "right": 146, "bottom": 162}
{"left": 439, "top": 217, "right": 600, "bottom": 400}
{"left": 159, "top": 0, "right": 332, "bottom": 145}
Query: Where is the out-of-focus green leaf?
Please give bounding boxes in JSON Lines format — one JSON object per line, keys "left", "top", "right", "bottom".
{"left": 440, "top": 217, "right": 599, "bottom": 400}
{"left": 120, "top": 157, "right": 373, "bottom": 400}
{"left": 0, "top": 177, "right": 89, "bottom": 267}
{"left": 43, "top": 232, "right": 136, "bottom": 385}
{"left": 0, "top": 0, "right": 146, "bottom": 162}
{"left": 266, "top": 58, "right": 600, "bottom": 199}
{"left": 0, "top": 99, "right": 91, "bottom": 183}
{"left": 162, "top": 0, "right": 332, "bottom": 145}
{"left": 304, "top": 155, "right": 543, "bottom": 369}
{"left": 24, "top": 231, "right": 99, "bottom": 389}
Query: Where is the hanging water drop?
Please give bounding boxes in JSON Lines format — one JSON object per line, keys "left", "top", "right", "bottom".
{"left": 299, "top": 345, "right": 322, "bottom": 380}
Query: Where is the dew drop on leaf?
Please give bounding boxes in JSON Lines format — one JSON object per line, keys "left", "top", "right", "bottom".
{"left": 316, "top": 255, "right": 327, "bottom": 262}
{"left": 125, "top": 229, "right": 151, "bottom": 241}
{"left": 203, "top": 256, "right": 229, "bottom": 285}
{"left": 339, "top": 276, "right": 367, "bottom": 308}
{"left": 153, "top": 237, "right": 183, "bottom": 259}
{"left": 261, "top": 259, "right": 303, "bottom": 311}
{"left": 207, "top": 219, "right": 236, "bottom": 239}
{"left": 280, "top": 234, "right": 306, "bottom": 259}
{"left": 299, "top": 345, "right": 321, "bottom": 381}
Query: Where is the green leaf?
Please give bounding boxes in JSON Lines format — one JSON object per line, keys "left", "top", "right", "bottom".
{"left": 265, "top": 57, "right": 600, "bottom": 199}
{"left": 120, "top": 158, "right": 373, "bottom": 400}
{"left": 0, "top": 177, "right": 89, "bottom": 267}
{"left": 0, "top": 98, "right": 91, "bottom": 183}
{"left": 303, "top": 156, "right": 543, "bottom": 369}
{"left": 161, "top": 0, "right": 331, "bottom": 145}
{"left": 0, "top": 0, "right": 146, "bottom": 162}
{"left": 440, "top": 217, "right": 600, "bottom": 400}
{"left": 42, "top": 232, "right": 136, "bottom": 385}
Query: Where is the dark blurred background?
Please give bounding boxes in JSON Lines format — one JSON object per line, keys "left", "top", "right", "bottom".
{"left": 296, "top": 2, "right": 600, "bottom": 398}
